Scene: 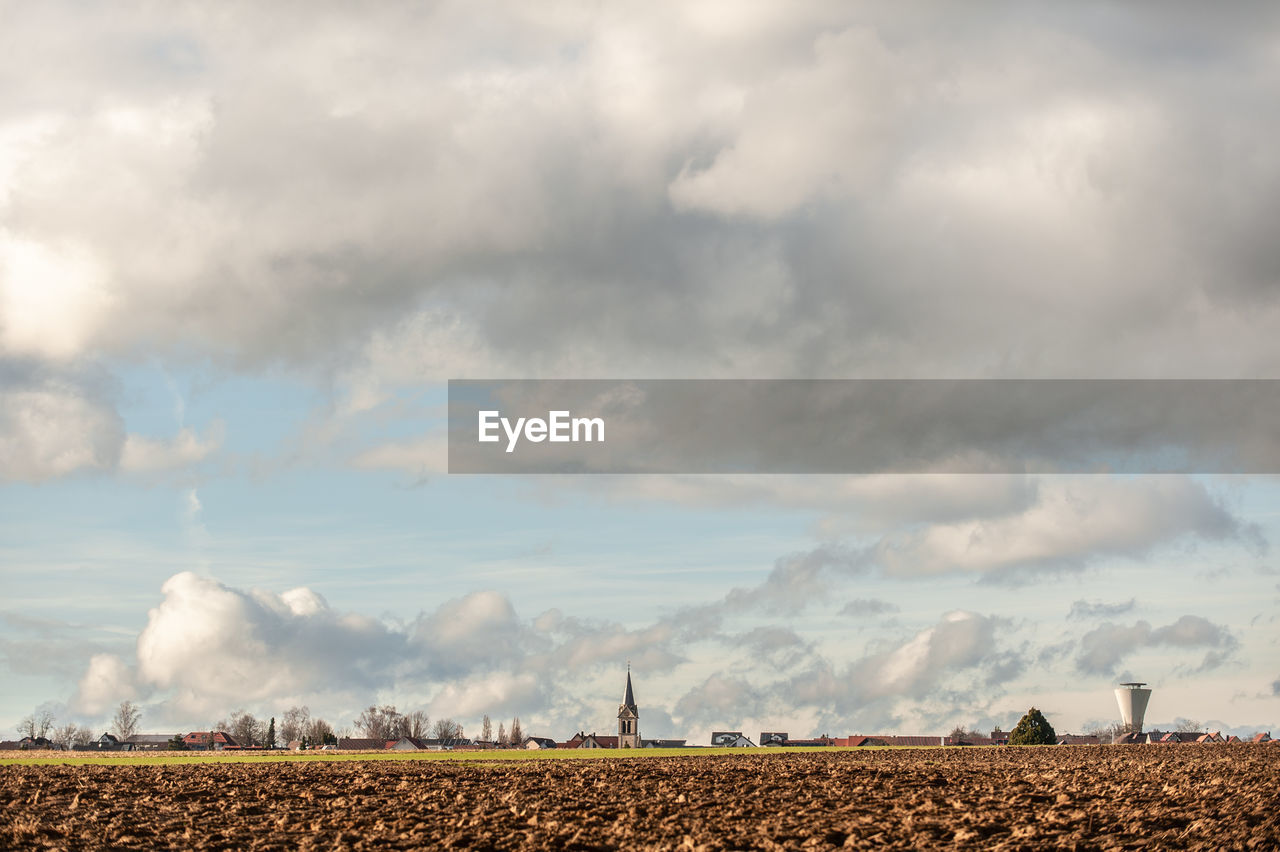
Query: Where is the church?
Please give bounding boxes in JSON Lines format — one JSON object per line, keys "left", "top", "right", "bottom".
{"left": 617, "top": 666, "right": 640, "bottom": 748}
{"left": 554, "top": 668, "right": 686, "bottom": 749}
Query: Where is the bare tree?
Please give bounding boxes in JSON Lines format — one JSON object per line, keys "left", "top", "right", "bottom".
{"left": 18, "top": 707, "right": 55, "bottom": 740}
{"left": 402, "top": 709, "right": 430, "bottom": 739}
{"left": 509, "top": 717, "right": 522, "bottom": 746}
{"left": 480, "top": 715, "right": 493, "bottom": 743}
{"left": 305, "top": 717, "right": 335, "bottom": 745}
{"left": 51, "top": 723, "right": 83, "bottom": 749}
{"left": 497, "top": 722, "right": 506, "bottom": 747}
{"left": 354, "top": 705, "right": 403, "bottom": 741}
{"left": 112, "top": 701, "right": 141, "bottom": 741}
{"left": 431, "top": 718, "right": 462, "bottom": 741}
{"left": 221, "top": 710, "right": 263, "bottom": 746}
{"left": 1175, "top": 718, "right": 1202, "bottom": 733}
{"left": 281, "top": 706, "right": 310, "bottom": 744}
{"left": 947, "top": 725, "right": 983, "bottom": 742}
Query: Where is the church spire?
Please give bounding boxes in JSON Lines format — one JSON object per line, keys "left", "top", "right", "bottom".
{"left": 622, "top": 664, "right": 636, "bottom": 709}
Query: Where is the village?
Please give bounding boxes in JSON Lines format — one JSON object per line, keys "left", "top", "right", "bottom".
{"left": 4, "top": 671, "right": 1273, "bottom": 754}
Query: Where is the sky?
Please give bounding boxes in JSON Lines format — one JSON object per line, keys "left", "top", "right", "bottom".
{"left": 1, "top": 1, "right": 1279, "bottom": 744}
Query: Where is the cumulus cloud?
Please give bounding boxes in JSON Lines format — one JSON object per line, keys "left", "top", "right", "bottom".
{"left": 73, "top": 653, "right": 137, "bottom": 716}
{"left": 0, "top": 360, "right": 222, "bottom": 482}
{"left": 852, "top": 611, "right": 1004, "bottom": 701}
{"left": 1076, "top": 615, "right": 1237, "bottom": 675}
{"left": 409, "top": 591, "right": 534, "bottom": 679}
{"left": 724, "top": 543, "right": 871, "bottom": 614}
{"left": 669, "top": 610, "right": 1017, "bottom": 735}
{"left": 3, "top": 0, "right": 1280, "bottom": 387}
{"left": 66, "top": 572, "right": 702, "bottom": 724}
{"left": 132, "top": 573, "right": 403, "bottom": 716}
{"left": 673, "top": 675, "right": 768, "bottom": 732}
{"left": 0, "top": 363, "right": 124, "bottom": 481}
{"left": 875, "top": 476, "right": 1253, "bottom": 579}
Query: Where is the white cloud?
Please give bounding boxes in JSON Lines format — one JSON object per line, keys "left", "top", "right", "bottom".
{"left": 1076, "top": 614, "right": 1237, "bottom": 675}
{"left": 874, "top": 476, "right": 1250, "bottom": 578}
{"left": 0, "top": 234, "right": 111, "bottom": 361}
{"left": 0, "top": 375, "right": 124, "bottom": 481}
{"left": 131, "top": 572, "right": 402, "bottom": 717}
{"left": 72, "top": 653, "right": 136, "bottom": 716}
{"left": 120, "top": 424, "right": 224, "bottom": 474}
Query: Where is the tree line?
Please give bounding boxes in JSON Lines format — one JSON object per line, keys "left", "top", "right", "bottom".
{"left": 15, "top": 700, "right": 531, "bottom": 749}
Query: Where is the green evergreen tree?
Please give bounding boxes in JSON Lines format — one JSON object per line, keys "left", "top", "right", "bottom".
{"left": 1009, "top": 707, "right": 1057, "bottom": 745}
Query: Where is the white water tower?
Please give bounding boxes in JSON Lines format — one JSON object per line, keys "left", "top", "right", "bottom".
{"left": 1115, "top": 682, "right": 1152, "bottom": 733}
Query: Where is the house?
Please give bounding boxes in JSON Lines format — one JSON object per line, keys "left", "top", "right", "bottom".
{"left": 125, "top": 734, "right": 177, "bottom": 751}
{"left": 183, "top": 731, "right": 238, "bottom": 750}
{"left": 1251, "top": 732, "right": 1271, "bottom": 743}
{"left": 641, "top": 739, "right": 687, "bottom": 748}
{"left": 710, "top": 731, "right": 756, "bottom": 747}
{"left": 410, "top": 737, "right": 473, "bottom": 751}
{"left": 73, "top": 733, "right": 130, "bottom": 751}
{"left": 1226, "top": 735, "right": 1242, "bottom": 743}
{"left": 522, "top": 736, "right": 557, "bottom": 750}
{"left": 759, "top": 732, "right": 788, "bottom": 746}
{"left": 1056, "top": 735, "right": 1102, "bottom": 746}
{"left": 15, "top": 736, "right": 57, "bottom": 750}
{"left": 560, "top": 732, "right": 619, "bottom": 748}
{"left": 336, "top": 737, "right": 384, "bottom": 750}
{"left": 389, "top": 737, "right": 430, "bottom": 750}
{"left": 1195, "top": 732, "right": 1225, "bottom": 744}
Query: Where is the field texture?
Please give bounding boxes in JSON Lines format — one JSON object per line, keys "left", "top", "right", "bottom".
{"left": 2, "top": 745, "right": 1276, "bottom": 850}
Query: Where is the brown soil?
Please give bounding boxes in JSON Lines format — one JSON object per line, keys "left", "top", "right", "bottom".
{"left": 2, "top": 746, "right": 1276, "bottom": 850}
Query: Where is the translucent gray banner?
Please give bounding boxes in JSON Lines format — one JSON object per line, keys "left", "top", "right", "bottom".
{"left": 447, "top": 380, "right": 1280, "bottom": 474}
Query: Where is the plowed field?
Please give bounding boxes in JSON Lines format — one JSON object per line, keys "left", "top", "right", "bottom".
{"left": 3, "top": 746, "right": 1276, "bottom": 849}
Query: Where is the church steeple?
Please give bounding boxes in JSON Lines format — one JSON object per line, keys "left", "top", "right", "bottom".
{"left": 622, "top": 667, "right": 636, "bottom": 709}
{"left": 617, "top": 663, "right": 639, "bottom": 748}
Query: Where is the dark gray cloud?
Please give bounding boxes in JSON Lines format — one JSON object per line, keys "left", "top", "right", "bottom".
{"left": 4, "top": 1, "right": 1280, "bottom": 389}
